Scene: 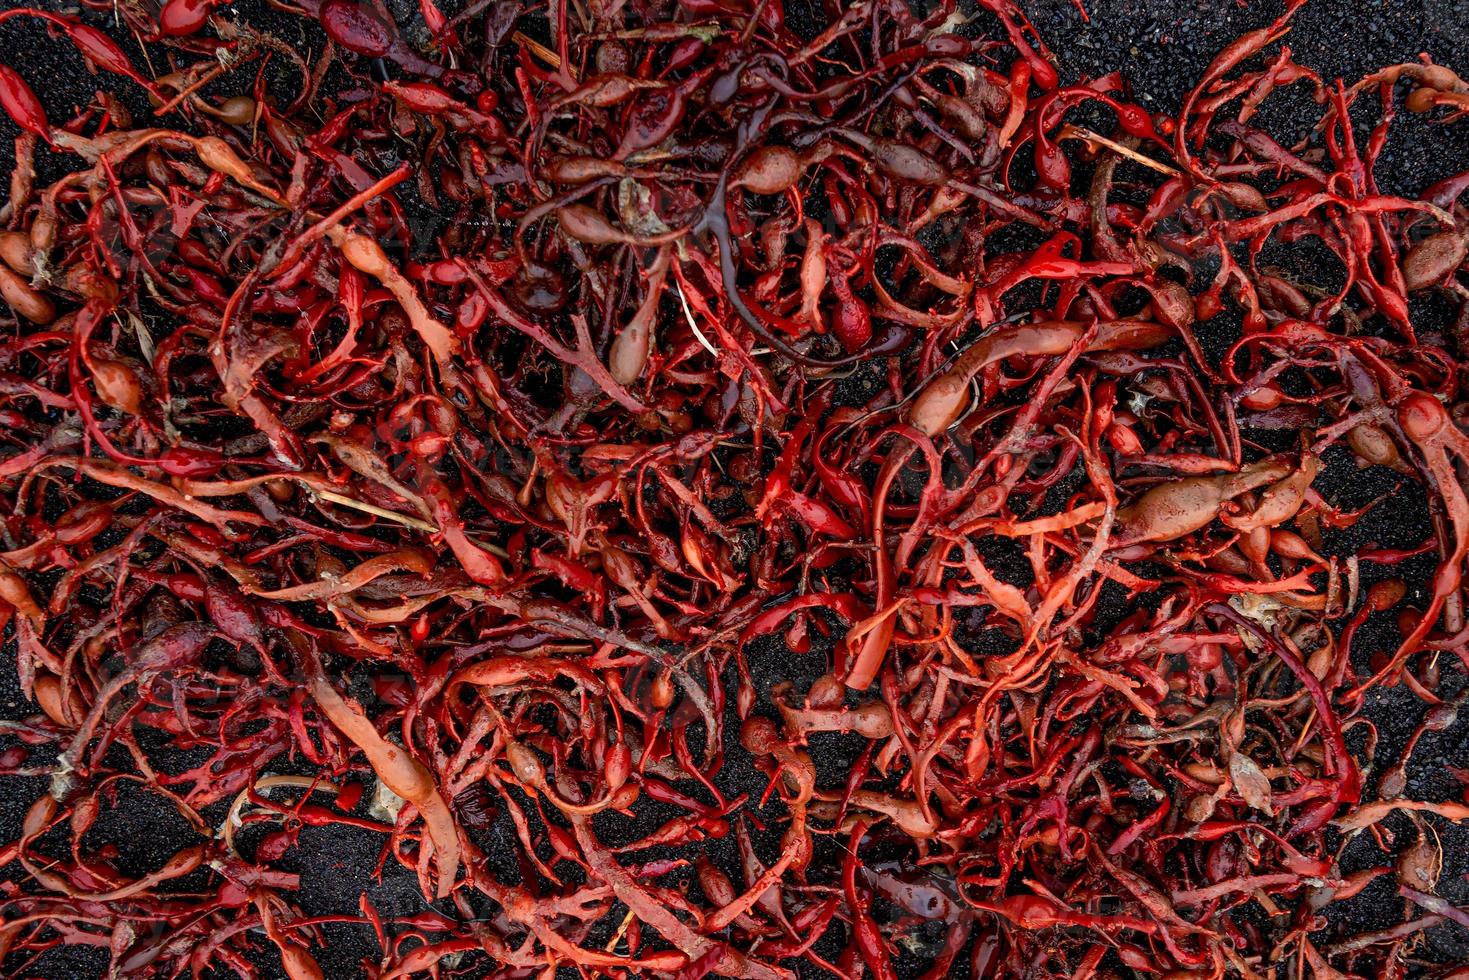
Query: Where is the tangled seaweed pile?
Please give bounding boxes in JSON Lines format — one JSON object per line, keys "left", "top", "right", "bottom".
{"left": 1, "top": 0, "right": 1469, "bottom": 976}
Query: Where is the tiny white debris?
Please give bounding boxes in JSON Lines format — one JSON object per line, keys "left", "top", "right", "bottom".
{"left": 675, "top": 279, "right": 720, "bottom": 358}
{"left": 49, "top": 758, "right": 75, "bottom": 800}
{"left": 927, "top": 9, "right": 973, "bottom": 36}
{"left": 617, "top": 178, "right": 671, "bottom": 237}
{"left": 369, "top": 779, "right": 406, "bottom": 823}
{"left": 128, "top": 312, "right": 157, "bottom": 366}
{"left": 1229, "top": 593, "right": 1287, "bottom": 653}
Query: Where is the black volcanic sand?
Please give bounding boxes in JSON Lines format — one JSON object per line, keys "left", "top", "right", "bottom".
{"left": 1, "top": 0, "right": 1468, "bottom": 977}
